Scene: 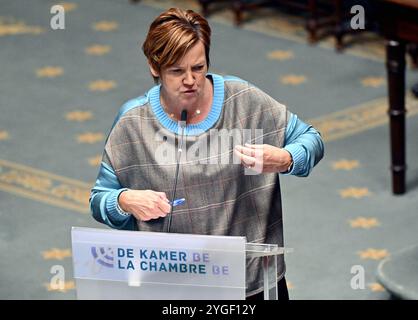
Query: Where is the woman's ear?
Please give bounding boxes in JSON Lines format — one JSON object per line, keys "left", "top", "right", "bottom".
{"left": 148, "top": 63, "right": 159, "bottom": 78}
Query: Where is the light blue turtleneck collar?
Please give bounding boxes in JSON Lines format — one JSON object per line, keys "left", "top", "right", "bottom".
{"left": 149, "top": 73, "right": 224, "bottom": 136}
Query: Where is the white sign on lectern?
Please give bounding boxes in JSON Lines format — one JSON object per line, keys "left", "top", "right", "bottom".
{"left": 71, "top": 227, "right": 246, "bottom": 300}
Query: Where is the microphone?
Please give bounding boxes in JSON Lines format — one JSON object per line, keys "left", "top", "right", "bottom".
{"left": 180, "top": 109, "right": 188, "bottom": 123}
{"left": 166, "top": 109, "right": 187, "bottom": 232}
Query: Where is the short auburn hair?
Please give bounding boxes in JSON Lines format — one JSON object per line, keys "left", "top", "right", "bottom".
{"left": 142, "top": 8, "right": 211, "bottom": 83}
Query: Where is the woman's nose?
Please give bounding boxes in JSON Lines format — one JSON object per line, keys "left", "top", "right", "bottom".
{"left": 183, "top": 71, "right": 195, "bottom": 86}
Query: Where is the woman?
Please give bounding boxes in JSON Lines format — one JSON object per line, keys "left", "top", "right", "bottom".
{"left": 90, "top": 7, "right": 324, "bottom": 299}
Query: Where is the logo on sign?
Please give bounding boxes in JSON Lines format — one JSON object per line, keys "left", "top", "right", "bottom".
{"left": 91, "top": 247, "right": 114, "bottom": 268}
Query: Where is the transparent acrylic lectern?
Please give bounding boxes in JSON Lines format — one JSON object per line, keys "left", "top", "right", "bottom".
{"left": 245, "top": 243, "right": 293, "bottom": 300}
{"left": 71, "top": 227, "right": 292, "bottom": 300}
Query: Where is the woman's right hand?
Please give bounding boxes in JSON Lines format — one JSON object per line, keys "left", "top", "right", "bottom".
{"left": 118, "top": 189, "right": 171, "bottom": 221}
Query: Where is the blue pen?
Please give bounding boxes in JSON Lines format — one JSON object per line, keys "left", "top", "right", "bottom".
{"left": 171, "top": 198, "right": 186, "bottom": 207}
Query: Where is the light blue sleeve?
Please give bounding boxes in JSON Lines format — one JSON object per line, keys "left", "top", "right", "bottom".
{"left": 89, "top": 162, "right": 136, "bottom": 230}
{"left": 89, "top": 96, "right": 150, "bottom": 230}
{"left": 282, "top": 113, "right": 324, "bottom": 177}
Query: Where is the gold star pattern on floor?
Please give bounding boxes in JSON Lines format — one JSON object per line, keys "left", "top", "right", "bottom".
{"left": 339, "top": 187, "right": 371, "bottom": 199}
{"left": 267, "top": 50, "right": 294, "bottom": 61}
{"left": 332, "top": 159, "right": 360, "bottom": 170}
{"left": 358, "top": 248, "right": 389, "bottom": 260}
{"left": 76, "top": 132, "right": 104, "bottom": 144}
{"left": 92, "top": 21, "right": 118, "bottom": 32}
{"left": 88, "top": 154, "right": 102, "bottom": 167}
{"left": 0, "top": 130, "right": 9, "bottom": 140}
{"left": 42, "top": 248, "right": 72, "bottom": 260}
{"left": 349, "top": 217, "right": 380, "bottom": 229}
{"left": 56, "top": 2, "right": 77, "bottom": 11}
{"left": 280, "top": 74, "right": 306, "bottom": 85}
{"left": 65, "top": 110, "right": 93, "bottom": 122}
{"left": 368, "top": 282, "right": 386, "bottom": 292}
{"left": 88, "top": 80, "right": 117, "bottom": 91}
{"left": 361, "top": 77, "right": 385, "bottom": 88}
{"left": 0, "top": 17, "right": 44, "bottom": 36}
{"left": 36, "top": 66, "right": 63, "bottom": 78}
{"left": 85, "top": 44, "right": 111, "bottom": 56}
{"left": 44, "top": 280, "right": 75, "bottom": 293}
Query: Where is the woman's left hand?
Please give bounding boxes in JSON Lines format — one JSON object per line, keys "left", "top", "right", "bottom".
{"left": 234, "top": 143, "right": 293, "bottom": 173}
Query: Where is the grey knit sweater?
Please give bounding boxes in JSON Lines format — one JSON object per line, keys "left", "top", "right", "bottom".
{"left": 101, "top": 75, "right": 289, "bottom": 295}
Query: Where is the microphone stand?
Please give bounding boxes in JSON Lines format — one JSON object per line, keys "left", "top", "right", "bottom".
{"left": 166, "top": 110, "right": 187, "bottom": 232}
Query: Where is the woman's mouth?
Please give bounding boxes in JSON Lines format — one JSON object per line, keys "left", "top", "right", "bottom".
{"left": 182, "top": 90, "right": 196, "bottom": 95}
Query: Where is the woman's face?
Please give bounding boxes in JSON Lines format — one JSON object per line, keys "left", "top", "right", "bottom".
{"left": 151, "top": 41, "right": 209, "bottom": 111}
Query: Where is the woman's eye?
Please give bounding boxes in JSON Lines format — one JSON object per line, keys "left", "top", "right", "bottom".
{"left": 169, "top": 69, "right": 182, "bottom": 74}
